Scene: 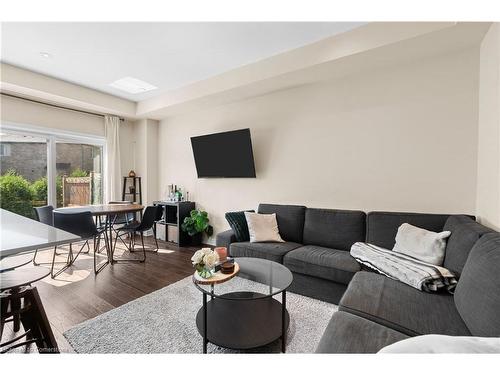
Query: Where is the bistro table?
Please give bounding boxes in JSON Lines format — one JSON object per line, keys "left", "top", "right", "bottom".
{"left": 0, "top": 208, "right": 81, "bottom": 353}
{"left": 54, "top": 203, "right": 144, "bottom": 269}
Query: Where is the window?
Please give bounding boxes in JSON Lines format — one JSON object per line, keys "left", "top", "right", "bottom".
{"left": 56, "top": 142, "right": 103, "bottom": 208}
{"left": 0, "top": 124, "right": 105, "bottom": 218}
{"left": 0, "top": 143, "right": 11, "bottom": 156}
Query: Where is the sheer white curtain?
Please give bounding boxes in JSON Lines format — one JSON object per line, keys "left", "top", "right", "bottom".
{"left": 104, "top": 115, "right": 122, "bottom": 202}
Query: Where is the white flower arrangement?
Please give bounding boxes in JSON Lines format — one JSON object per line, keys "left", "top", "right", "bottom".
{"left": 191, "top": 248, "right": 219, "bottom": 278}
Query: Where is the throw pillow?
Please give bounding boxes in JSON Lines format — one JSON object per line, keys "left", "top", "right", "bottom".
{"left": 225, "top": 210, "right": 254, "bottom": 242}
{"left": 393, "top": 223, "right": 451, "bottom": 265}
{"left": 244, "top": 212, "right": 284, "bottom": 243}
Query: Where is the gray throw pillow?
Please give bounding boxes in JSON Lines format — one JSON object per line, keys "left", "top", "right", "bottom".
{"left": 393, "top": 223, "right": 451, "bottom": 265}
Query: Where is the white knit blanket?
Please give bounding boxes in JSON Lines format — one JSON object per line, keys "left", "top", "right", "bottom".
{"left": 350, "top": 242, "right": 457, "bottom": 292}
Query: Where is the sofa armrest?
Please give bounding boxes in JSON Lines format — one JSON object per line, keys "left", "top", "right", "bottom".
{"left": 216, "top": 229, "right": 237, "bottom": 249}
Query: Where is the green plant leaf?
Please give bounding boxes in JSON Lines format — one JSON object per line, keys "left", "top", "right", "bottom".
{"left": 180, "top": 209, "right": 213, "bottom": 237}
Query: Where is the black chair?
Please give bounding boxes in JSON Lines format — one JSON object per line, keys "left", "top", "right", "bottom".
{"left": 53, "top": 211, "right": 108, "bottom": 275}
{"left": 33, "top": 205, "right": 72, "bottom": 268}
{"left": 113, "top": 206, "right": 162, "bottom": 261}
{"left": 109, "top": 201, "right": 136, "bottom": 224}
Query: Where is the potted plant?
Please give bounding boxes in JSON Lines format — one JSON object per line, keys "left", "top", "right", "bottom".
{"left": 181, "top": 209, "right": 214, "bottom": 245}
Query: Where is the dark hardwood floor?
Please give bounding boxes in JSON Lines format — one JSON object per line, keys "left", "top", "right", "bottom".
{"left": 2, "top": 236, "right": 203, "bottom": 353}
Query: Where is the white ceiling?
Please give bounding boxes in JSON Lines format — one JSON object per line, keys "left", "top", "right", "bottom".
{"left": 0, "top": 22, "right": 365, "bottom": 101}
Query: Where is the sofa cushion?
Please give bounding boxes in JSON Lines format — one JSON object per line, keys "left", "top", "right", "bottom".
{"left": 366, "top": 211, "right": 454, "bottom": 249}
{"left": 442, "top": 215, "right": 492, "bottom": 276}
{"left": 225, "top": 210, "right": 254, "bottom": 242}
{"left": 454, "top": 233, "right": 500, "bottom": 337}
{"left": 302, "top": 208, "right": 366, "bottom": 250}
{"left": 339, "top": 271, "right": 471, "bottom": 337}
{"left": 283, "top": 245, "right": 360, "bottom": 285}
{"left": 316, "top": 311, "right": 409, "bottom": 353}
{"left": 258, "top": 204, "right": 306, "bottom": 243}
{"left": 229, "top": 241, "right": 302, "bottom": 263}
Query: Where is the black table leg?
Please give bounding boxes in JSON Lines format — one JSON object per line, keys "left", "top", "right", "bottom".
{"left": 108, "top": 214, "right": 114, "bottom": 264}
{"left": 203, "top": 292, "right": 208, "bottom": 354}
{"left": 281, "top": 290, "right": 286, "bottom": 353}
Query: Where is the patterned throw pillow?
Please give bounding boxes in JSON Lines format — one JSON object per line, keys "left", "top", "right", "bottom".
{"left": 225, "top": 210, "right": 254, "bottom": 242}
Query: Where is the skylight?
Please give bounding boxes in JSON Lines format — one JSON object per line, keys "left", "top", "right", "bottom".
{"left": 109, "top": 77, "right": 157, "bottom": 94}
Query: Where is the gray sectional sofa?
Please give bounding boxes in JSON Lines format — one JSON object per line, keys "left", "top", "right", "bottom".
{"left": 216, "top": 203, "right": 500, "bottom": 353}
{"left": 217, "top": 204, "right": 366, "bottom": 303}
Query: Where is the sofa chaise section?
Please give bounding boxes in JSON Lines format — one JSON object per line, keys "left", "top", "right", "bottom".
{"left": 316, "top": 311, "right": 409, "bottom": 353}
{"left": 317, "top": 217, "right": 497, "bottom": 353}
{"left": 336, "top": 214, "right": 492, "bottom": 337}
{"left": 338, "top": 272, "right": 471, "bottom": 337}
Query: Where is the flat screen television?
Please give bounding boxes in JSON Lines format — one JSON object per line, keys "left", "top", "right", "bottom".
{"left": 190, "top": 128, "right": 256, "bottom": 178}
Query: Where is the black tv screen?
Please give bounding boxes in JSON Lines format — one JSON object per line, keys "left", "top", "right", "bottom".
{"left": 190, "top": 128, "right": 256, "bottom": 178}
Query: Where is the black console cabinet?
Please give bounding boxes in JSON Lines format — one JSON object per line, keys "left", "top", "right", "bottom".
{"left": 153, "top": 201, "right": 195, "bottom": 247}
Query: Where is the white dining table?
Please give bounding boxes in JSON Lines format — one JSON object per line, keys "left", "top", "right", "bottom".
{"left": 0, "top": 208, "right": 80, "bottom": 259}
{"left": 0, "top": 208, "right": 82, "bottom": 353}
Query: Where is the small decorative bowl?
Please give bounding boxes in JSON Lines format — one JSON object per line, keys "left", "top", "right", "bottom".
{"left": 221, "top": 262, "right": 235, "bottom": 274}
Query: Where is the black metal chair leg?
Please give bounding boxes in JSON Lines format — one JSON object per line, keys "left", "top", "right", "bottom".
{"left": 151, "top": 225, "right": 159, "bottom": 252}
{"left": 33, "top": 247, "right": 67, "bottom": 266}
{"left": 50, "top": 246, "right": 72, "bottom": 279}
{"left": 129, "top": 232, "right": 136, "bottom": 252}
{"left": 33, "top": 248, "right": 40, "bottom": 266}
{"left": 68, "top": 241, "right": 89, "bottom": 265}
{"left": 154, "top": 235, "right": 159, "bottom": 252}
{"left": 49, "top": 246, "right": 57, "bottom": 277}
{"left": 140, "top": 232, "right": 146, "bottom": 262}
{"left": 94, "top": 233, "right": 109, "bottom": 274}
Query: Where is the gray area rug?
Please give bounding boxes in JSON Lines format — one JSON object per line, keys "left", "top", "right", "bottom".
{"left": 64, "top": 276, "right": 337, "bottom": 353}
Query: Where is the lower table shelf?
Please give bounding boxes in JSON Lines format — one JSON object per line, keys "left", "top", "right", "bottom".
{"left": 195, "top": 291, "right": 289, "bottom": 351}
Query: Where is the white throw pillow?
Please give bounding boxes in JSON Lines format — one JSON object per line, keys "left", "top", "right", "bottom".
{"left": 379, "top": 334, "right": 500, "bottom": 353}
{"left": 393, "top": 223, "right": 451, "bottom": 265}
{"left": 244, "top": 212, "right": 284, "bottom": 243}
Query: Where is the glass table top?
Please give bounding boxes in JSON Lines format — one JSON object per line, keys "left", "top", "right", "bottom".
{"left": 193, "top": 257, "right": 293, "bottom": 300}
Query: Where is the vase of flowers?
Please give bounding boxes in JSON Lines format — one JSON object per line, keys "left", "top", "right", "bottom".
{"left": 191, "top": 248, "right": 219, "bottom": 279}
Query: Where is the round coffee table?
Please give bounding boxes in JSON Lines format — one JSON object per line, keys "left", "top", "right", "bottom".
{"left": 192, "top": 257, "right": 293, "bottom": 353}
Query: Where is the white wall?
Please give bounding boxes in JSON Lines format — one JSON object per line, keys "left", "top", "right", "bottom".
{"left": 130, "top": 119, "right": 159, "bottom": 205}
{"left": 1, "top": 95, "right": 105, "bottom": 136}
{"left": 0, "top": 94, "right": 136, "bottom": 192}
{"left": 476, "top": 24, "right": 500, "bottom": 230}
{"left": 158, "top": 48, "right": 480, "bottom": 244}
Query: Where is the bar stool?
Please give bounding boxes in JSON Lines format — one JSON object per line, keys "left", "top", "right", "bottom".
{"left": 0, "top": 268, "right": 58, "bottom": 353}
{"left": 0, "top": 253, "right": 33, "bottom": 273}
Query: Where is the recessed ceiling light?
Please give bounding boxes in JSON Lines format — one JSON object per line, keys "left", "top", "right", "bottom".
{"left": 109, "top": 77, "right": 157, "bottom": 94}
{"left": 40, "top": 52, "right": 52, "bottom": 58}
